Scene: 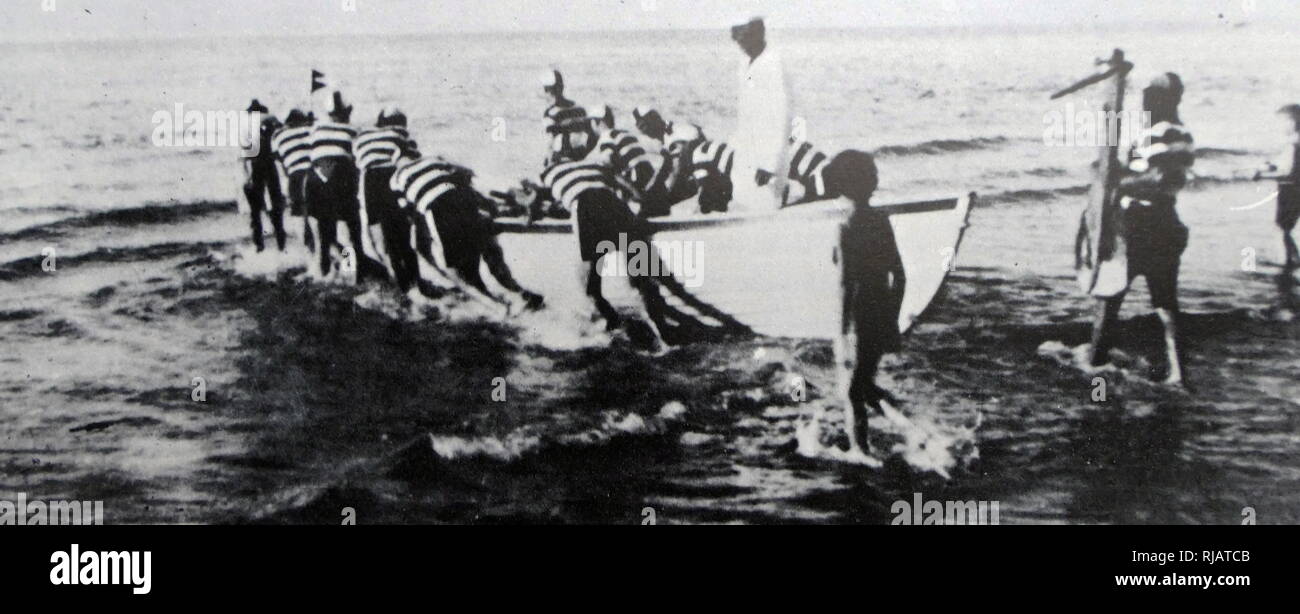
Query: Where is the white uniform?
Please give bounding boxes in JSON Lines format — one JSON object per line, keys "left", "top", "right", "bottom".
{"left": 731, "top": 47, "right": 791, "bottom": 212}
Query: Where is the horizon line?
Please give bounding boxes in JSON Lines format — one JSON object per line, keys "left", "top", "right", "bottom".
{"left": 0, "top": 17, "right": 1264, "bottom": 45}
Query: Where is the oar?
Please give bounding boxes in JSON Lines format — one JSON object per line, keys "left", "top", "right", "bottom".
{"left": 1050, "top": 51, "right": 1133, "bottom": 100}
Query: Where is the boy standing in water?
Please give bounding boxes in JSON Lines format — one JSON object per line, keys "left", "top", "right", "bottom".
{"left": 1255, "top": 104, "right": 1300, "bottom": 269}
{"left": 1087, "top": 73, "right": 1195, "bottom": 385}
{"left": 822, "top": 150, "right": 906, "bottom": 454}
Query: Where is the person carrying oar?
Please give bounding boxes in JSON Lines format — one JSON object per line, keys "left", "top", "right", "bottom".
{"left": 1057, "top": 59, "right": 1194, "bottom": 385}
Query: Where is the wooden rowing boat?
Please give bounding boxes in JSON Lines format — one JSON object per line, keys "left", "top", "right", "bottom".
{"left": 492, "top": 193, "right": 974, "bottom": 340}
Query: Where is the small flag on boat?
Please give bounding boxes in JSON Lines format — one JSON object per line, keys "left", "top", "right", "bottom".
{"left": 311, "top": 70, "right": 328, "bottom": 93}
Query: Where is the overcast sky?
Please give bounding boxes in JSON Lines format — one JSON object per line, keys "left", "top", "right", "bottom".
{"left": 5, "top": 0, "right": 1297, "bottom": 42}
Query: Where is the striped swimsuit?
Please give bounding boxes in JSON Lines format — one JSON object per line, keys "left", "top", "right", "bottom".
{"left": 541, "top": 159, "right": 633, "bottom": 261}
{"left": 691, "top": 137, "right": 831, "bottom": 202}
{"left": 787, "top": 138, "right": 831, "bottom": 201}
{"left": 310, "top": 121, "right": 358, "bottom": 166}
{"left": 390, "top": 156, "right": 470, "bottom": 214}
{"left": 689, "top": 140, "right": 737, "bottom": 184}
{"left": 1121, "top": 121, "right": 1194, "bottom": 208}
{"left": 271, "top": 125, "right": 314, "bottom": 175}
{"left": 545, "top": 100, "right": 591, "bottom": 162}
{"left": 354, "top": 127, "right": 409, "bottom": 171}
{"left": 540, "top": 159, "right": 620, "bottom": 213}
{"left": 595, "top": 128, "right": 671, "bottom": 197}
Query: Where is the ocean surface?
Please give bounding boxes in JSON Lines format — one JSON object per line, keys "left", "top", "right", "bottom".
{"left": 1, "top": 24, "right": 1298, "bottom": 523}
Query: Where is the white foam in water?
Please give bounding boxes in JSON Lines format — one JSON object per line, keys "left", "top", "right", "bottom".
{"left": 228, "top": 243, "right": 310, "bottom": 280}
{"left": 509, "top": 306, "right": 611, "bottom": 351}
{"left": 795, "top": 419, "right": 884, "bottom": 468}
{"left": 1037, "top": 340, "right": 1147, "bottom": 382}
{"left": 429, "top": 402, "right": 689, "bottom": 462}
{"left": 795, "top": 403, "right": 978, "bottom": 477}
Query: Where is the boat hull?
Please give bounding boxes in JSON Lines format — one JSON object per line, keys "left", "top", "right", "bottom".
{"left": 493, "top": 194, "right": 973, "bottom": 340}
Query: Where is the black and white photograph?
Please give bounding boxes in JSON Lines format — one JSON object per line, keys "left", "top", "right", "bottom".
{"left": 0, "top": 0, "right": 1296, "bottom": 583}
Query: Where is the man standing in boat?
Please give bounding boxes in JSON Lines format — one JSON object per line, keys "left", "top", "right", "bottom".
{"left": 730, "top": 16, "right": 792, "bottom": 213}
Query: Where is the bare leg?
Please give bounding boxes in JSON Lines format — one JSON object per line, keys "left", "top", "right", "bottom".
{"left": 628, "top": 273, "right": 670, "bottom": 353}
{"left": 1155, "top": 307, "right": 1183, "bottom": 386}
{"left": 447, "top": 259, "right": 511, "bottom": 314}
{"left": 315, "top": 217, "right": 337, "bottom": 277}
{"left": 579, "top": 259, "right": 620, "bottom": 329}
{"left": 303, "top": 216, "right": 316, "bottom": 252}
{"left": 1086, "top": 294, "right": 1125, "bottom": 367}
{"left": 416, "top": 212, "right": 508, "bottom": 311}
{"left": 480, "top": 236, "right": 544, "bottom": 311}
{"left": 846, "top": 346, "right": 885, "bottom": 455}
{"left": 244, "top": 184, "right": 267, "bottom": 252}
{"left": 1283, "top": 229, "right": 1299, "bottom": 269}
{"left": 368, "top": 223, "right": 395, "bottom": 279}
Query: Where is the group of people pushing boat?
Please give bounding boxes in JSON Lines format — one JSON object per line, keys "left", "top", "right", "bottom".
{"left": 238, "top": 18, "right": 882, "bottom": 346}
{"left": 234, "top": 15, "right": 1300, "bottom": 458}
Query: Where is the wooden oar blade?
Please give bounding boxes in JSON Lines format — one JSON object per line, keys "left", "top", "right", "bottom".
{"left": 1051, "top": 66, "right": 1122, "bottom": 99}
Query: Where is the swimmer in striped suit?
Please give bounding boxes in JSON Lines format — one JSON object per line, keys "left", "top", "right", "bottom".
{"left": 590, "top": 107, "right": 691, "bottom": 218}
{"left": 784, "top": 137, "right": 832, "bottom": 203}
{"left": 536, "top": 151, "right": 670, "bottom": 351}
{"left": 541, "top": 70, "right": 595, "bottom": 166}
{"left": 1086, "top": 73, "right": 1195, "bottom": 385}
{"left": 270, "top": 108, "right": 315, "bottom": 250}
{"left": 303, "top": 90, "right": 383, "bottom": 281}
{"left": 391, "top": 142, "right": 543, "bottom": 314}
{"left": 667, "top": 124, "right": 873, "bottom": 212}
{"left": 356, "top": 107, "right": 419, "bottom": 292}
{"left": 241, "top": 99, "right": 288, "bottom": 252}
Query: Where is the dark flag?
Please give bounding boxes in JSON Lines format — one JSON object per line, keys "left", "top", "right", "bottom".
{"left": 311, "top": 70, "right": 327, "bottom": 93}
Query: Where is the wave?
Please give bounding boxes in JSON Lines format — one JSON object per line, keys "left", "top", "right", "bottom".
{"left": 983, "top": 184, "right": 1090, "bottom": 205}
{"left": 1197, "top": 146, "right": 1262, "bottom": 160}
{"left": 0, "top": 200, "right": 235, "bottom": 243}
{"left": 980, "top": 172, "right": 1262, "bottom": 206}
{"left": 875, "top": 136, "right": 1012, "bottom": 157}
{"left": 0, "top": 241, "right": 220, "bottom": 282}
{"left": 414, "top": 401, "right": 690, "bottom": 465}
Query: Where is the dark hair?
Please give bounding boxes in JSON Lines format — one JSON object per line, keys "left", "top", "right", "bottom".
{"left": 1278, "top": 104, "right": 1300, "bottom": 129}
{"left": 822, "top": 150, "right": 879, "bottom": 202}
{"left": 1143, "top": 72, "right": 1183, "bottom": 124}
